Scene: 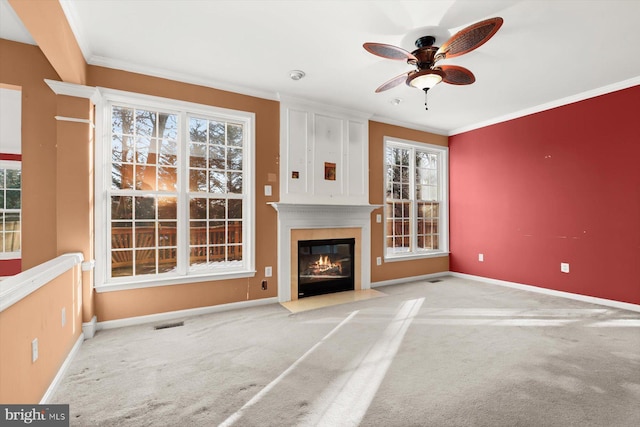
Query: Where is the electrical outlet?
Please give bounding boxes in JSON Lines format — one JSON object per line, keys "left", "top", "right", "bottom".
{"left": 32, "top": 338, "right": 38, "bottom": 363}
{"left": 62, "top": 307, "right": 66, "bottom": 327}
{"left": 265, "top": 266, "right": 272, "bottom": 277}
{"left": 264, "top": 185, "right": 272, "bottom": 196}
{"left": 376, "top": 214, "right": 382, "bottom": 223}
{"left": 376, "top": 257, "right": 382, "bottom": 266}
{"left": 561, "top": 263, "right": 570, "bottom": 273}
{"left": 261, "top": 280, "right": 268, "bottom": 290}
{"left": 478, "top": 253, "right": 484, "bottom": 262}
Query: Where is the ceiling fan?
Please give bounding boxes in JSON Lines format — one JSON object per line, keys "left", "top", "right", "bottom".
{"left": 363, "top": 17, "right": 503, "bottom": 109}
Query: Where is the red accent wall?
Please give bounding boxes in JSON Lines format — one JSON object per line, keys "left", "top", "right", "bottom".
{"left": 449, "top": 85, "right": 640, "bottom": 305}
{"left": 0, "top": 259, "right": 21, "bottom": 276}
{"left": 0, "top": 153, "right": 22, "bottom": 161}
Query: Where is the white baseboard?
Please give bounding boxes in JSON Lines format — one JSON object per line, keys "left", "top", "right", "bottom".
{"left": 371, "top": 271, "right": 449, "bottom": 288}
{"left": 449, "top": 272, "right": 640, "bottom": 313}
{"left": 40, "top": 334, "right": 84, "bottom": 404}
{"left": 97, "top": 297, "right": 279, "bottom": 331}
{"left": 82, "top": 315, "right": 97, "bottom": 339}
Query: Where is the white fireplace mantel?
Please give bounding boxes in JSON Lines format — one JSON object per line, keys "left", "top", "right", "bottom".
{"left": 269, "top": 203, "right": 381, "bottom": 302}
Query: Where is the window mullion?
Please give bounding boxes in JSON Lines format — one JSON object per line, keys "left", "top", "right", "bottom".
{"left": 177, "top": 112, "right": 189, "bottom": 275}
{"left": 410, "top": 147, "right": 418, "bottom": 253}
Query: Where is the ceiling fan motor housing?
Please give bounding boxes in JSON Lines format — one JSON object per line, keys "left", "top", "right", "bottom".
{"left": 410, "top": 44, "right": 439, "bottom": 69}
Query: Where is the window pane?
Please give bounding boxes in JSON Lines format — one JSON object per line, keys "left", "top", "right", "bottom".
{"left": 112, "top": 106, "right": 133, "bottom": 134}
{"left": 209, "top": 171, "right": 226, "bottom": 193}
{"left": 227, "top": 123, "right": 243, "bottom": 147}
{"left": 228, "top": 199, "right": 242, "bottom": 219}
{"left": 135, "top": 110, "right": 156, "bottom": 137}
{"left": 4, "top": 231, "right": 20, "bottom": 252}
{"left": 135, "top": 196, "right": 156, "bottom": 220}
{"left": 159, "top": 113, "right": 178, "bottom": 140}
{"left": 5, "top": 190, "right": 20, "bottom": 209}
{"left": 159, "top": 139, "right": 177, "bottom": 166}
{"left": 190, "top": 198, "right": 207, "bottom": 219}
{"left": 158, "top": 248, "right": 176, "bottom": 273}
{"left": 189, "top": 117, "right": 207, "bottom": 142}
{"left": 135, "top": 249, "right": 156, "bottom": 274}
{"left": 111, "top": 196, "right": 133, "bottom": 220}
{"left": 189, "top": 169, "right": 208, "bottom": 192}
{"left": 158, "top": 167, "right": 177, "bottom": 191}
{"left": 158, "top": 222, "right": 177, "bottom": 247}
{"left": 135, "top": 222, "right": 156, "bottom": 248}
{"left": 209, "top": 145, "right": 225, "bottom": 170}
{"left": 228, "top": 221, "right": 242, "bottom": 243}
{"left": 158, "top": 196, "right": 177, "bottom": 219}
{"left": 135, "top": 164, "right": 157, "bottom": 191}
{"left": 190, "top": 221, "right": 207, "bottom": 246}
{"left": 209, "top": 199, "right": 226, "bottom": 219}
{"left": 112, "top": 222, "right": 133, "bottom": 249}
{"left": 209, "top": 221, "right": 225, "bottom": 246}
{"left": 6, "top": 170, "right": 20, "bottom": 189}
{"left": 111, "top": 250, "right": 133, "bottom": 277}
{"left": 209, "top": 121, "right": 225, "bottom": 145}
{"left": 190, "top": 143, "right": 207, "bottom": 168}
{"left": 227, "top": 147, "right": 242, "bottom": 170}
{"left": 227, "top": 172, "right": 242, "bottom": 194}
{"left": 227, "top": 245, "right": 242, "bottom": 262}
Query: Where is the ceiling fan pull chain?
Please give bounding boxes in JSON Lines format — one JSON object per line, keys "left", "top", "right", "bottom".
{"left": 424, "top": 88, "right": 430, "bottom": 110}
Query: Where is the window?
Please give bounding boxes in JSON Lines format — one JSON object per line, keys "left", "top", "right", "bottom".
{"left": 98, "top": 91, "right": 254, "bottom": 289}
{"left": 0, "top": 162, "right": 21, "bottom": 258}
{"left": 384, "top": 138, "right": 448, "bottom": 259}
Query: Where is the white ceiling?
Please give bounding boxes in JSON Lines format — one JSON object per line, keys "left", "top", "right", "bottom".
{"left": 2, "top": 0, "right": 640, "bottom": 135}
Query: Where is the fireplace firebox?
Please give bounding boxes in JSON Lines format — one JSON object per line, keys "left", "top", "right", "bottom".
{"left": 297, "top": 238, "right": 355, "bottom": 298}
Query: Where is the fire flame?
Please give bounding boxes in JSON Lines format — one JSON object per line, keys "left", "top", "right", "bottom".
{"left": 311, "top": 255, "right": 342, "bottom": 274}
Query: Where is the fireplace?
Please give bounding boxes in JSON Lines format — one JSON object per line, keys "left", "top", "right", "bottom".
{"left": 298, "top": 238, "right": 355, "bottom": 298}
{"left": 269, "top": 203, "right": 379, "bottom": 302}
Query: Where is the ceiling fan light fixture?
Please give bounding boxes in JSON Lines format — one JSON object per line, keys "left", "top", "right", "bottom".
{"left": 407, "top": 69, "right": 444, "bottom": 90}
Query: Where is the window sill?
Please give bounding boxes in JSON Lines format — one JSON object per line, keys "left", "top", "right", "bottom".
{"left": 95, "top": 269, "right": 257, "bottom": 293}
{"left": 384, "top": 251, "right": 450, "bottom": 263}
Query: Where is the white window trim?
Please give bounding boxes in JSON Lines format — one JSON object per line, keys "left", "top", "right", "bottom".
{"left": 94, "top": 88, "right": 255, "bottom": 292}
{"left": 383, "top": 136, "right": 449, "bottom": 261}
{"left": 0, "top": 160, "right": 21, "bottom": 260}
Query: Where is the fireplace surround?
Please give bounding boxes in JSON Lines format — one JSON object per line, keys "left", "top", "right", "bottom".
{"left": 269, "top": 203, "right": 378, "bottom": 302}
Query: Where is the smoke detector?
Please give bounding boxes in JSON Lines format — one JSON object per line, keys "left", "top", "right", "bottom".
{"left": 289, "top": 70, "right": 306, "bottom": 81}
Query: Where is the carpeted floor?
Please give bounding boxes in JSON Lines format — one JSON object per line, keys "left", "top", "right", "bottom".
{"left": 51, "top": 276, "right": 640, "bottom": 426}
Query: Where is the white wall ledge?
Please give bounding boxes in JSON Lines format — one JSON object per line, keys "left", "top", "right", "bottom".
{"left": 0, "top": 252, "right": 84, "bottom": 312}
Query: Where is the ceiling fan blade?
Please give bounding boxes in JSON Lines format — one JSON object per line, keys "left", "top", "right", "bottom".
{"left": 364, "top": 42, "right": 418, "bottom": 62}
{"left": 436, "top": 17, "right": 503, "bottom": 60}
{"left": 440, "top": 65, "right": 476, "bottom": 85}
{"left": 375, "top": 72, "right": 409, "bottom": 93}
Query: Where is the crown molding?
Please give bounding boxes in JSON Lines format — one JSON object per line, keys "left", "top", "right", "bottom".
{"left": 450, "top": 76, "right": 640, "bottom": 136}
{"left": 87, "top": 55, "right": 280, "bottom": 102}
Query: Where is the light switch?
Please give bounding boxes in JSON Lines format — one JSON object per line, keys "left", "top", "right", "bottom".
{"left": 264, "top": 185, "right": 272, "bottom": 196}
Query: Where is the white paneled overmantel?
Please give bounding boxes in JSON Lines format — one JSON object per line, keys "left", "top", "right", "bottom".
{"left": 269, "top": 203, "right": 380, "bottom": 302}
{"left": 279, "top": 99, "right": 371, "bottom": 205}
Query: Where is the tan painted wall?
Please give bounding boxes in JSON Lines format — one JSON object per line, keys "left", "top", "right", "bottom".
{"left": 0, "top": 39, "right": 60, "bottom": 269}
{"left": 87, "top": 66, "right": 281, "bottom": 321}
{"left": 368, "top": 121, "right": 450, "bottom": 283}
{"left": 0, "top": 264, "right": 83, "bottom": 403}
{"left": 8, "top": 0, "right": 86, "bottom": 84}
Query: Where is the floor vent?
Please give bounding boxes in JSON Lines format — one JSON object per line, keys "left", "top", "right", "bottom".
{"left": 154, "top": 321, "right": 184, "bottom": 330}
{"left": 428, "top": 279, "right": 443, "bottom": 283}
